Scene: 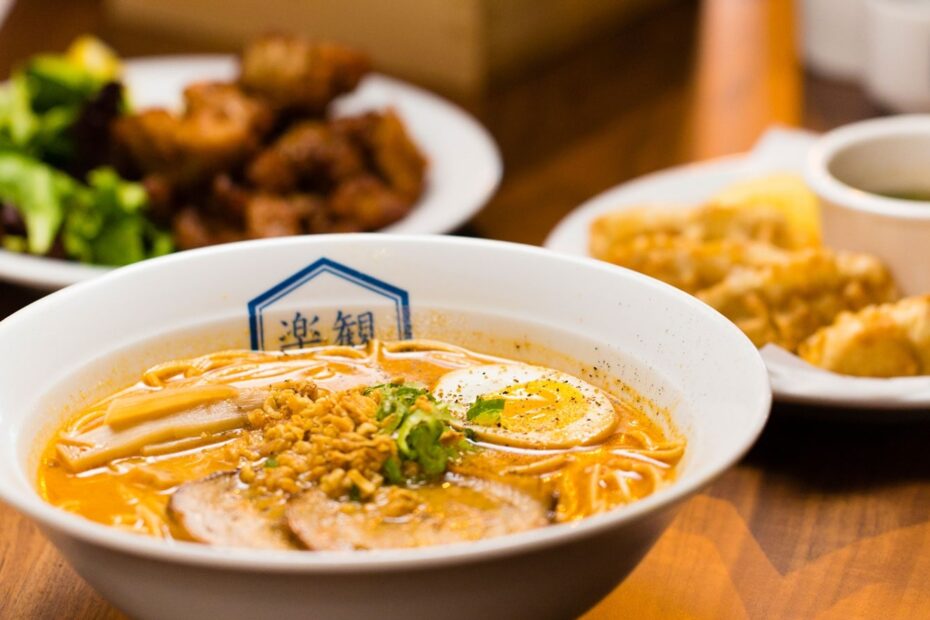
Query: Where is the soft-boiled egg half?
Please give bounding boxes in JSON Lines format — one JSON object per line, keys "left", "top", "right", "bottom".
{"left": 433, "top": 363, "right": 618, "bottom": 449}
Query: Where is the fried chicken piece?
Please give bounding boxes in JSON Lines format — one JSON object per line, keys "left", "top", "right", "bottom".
{"left": 245, "top": 193, "right": 326, "bottom": 238}
{"left": 141, "top": 175, "right": 174, "bottom": 222}
{"left": 175, "top": 188, "right": 332, "bottom": 247}
{"left": 334, "top": 110, "right": 427, "bottom": 200}
{"left": 589, "top": 203, "right": 826, "bottom": 294}
{"left": 210, "top": 174, "right": 251, "bottom": 219}
{"left": 697, "top": 249, "right": 898, "bottom": 351}
{"left": 113, "top": 82, "right": 273, "bottom": 189}
{"left": 601, "top": 237, "right": 791, "bottom": 294}
{"left": 172, "top": 207, "right": 245, "bottom": 250}
{"left": 591, "top": 202, "right": 808, "bottom": 262}
{"left": 239, "top": 35, "right": 370, "bottom": 114}
{"left": 246, "top": 121, "right": 364, "bottom": 193}
{"left": 183, "top": 82, "right": 274, "bottom": 132}
{"left": 799, "top": 295, "right": 930, "bottom": 377}
{"left": 328, "top": 175, "right": 411, "bottom": 231}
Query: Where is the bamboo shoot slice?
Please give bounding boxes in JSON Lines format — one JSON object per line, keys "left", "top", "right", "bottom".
{"left": 57, "top": 389, "right": 265, "bottom": 472}
{"left": 105, "top": 384, "right": 240, "bottom": 429}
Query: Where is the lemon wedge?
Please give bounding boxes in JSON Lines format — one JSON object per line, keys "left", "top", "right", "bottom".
{"left": 710, "top": 173, "right": 822, "bottom": 248}
{"left": 66, "top": 35, "right": 122, "bottom": 81}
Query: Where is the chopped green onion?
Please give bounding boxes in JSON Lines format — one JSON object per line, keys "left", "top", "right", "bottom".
{"left": 466, "top": 397, "right": 505, "bottom": 426}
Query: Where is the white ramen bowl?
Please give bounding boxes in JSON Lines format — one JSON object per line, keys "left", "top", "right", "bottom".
{"left": 806, "top": 115, "right": 930, "bottom": 295}
{"left": 0, "top": 235, "right": 770, "bottom": 620}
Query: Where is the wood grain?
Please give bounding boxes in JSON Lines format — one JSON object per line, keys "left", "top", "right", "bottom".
{"left": 3, "top": 1, "right": 928, "bottom": 619}
{"left": 689, "top": 0, "right": 801, "bottom": 160}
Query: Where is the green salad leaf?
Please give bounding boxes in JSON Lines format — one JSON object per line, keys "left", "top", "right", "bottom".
{"left": 0, "top": 57, "right": 105, "bottom": 161}
{"left": 0, "top": 152, "right": 72, "bottom": 254}
{"left": 62, "top": 167, "right": 174, "bottom": 266}
{"left": 31, "top": 104, "right": 79, "bottom": 165}
{"left": 0, "top": 38, "right": 164, "bottom": 267}
{"left": 24, "top": 54, "right": 107, "bottom": 113}
{"left": 0, "top": 76, "right": 39, "bottom": 150}
{"left": 1, "top": 235, "right": 27, "bottom": 252}
{"left": 0, "top": 153, "right": 173, "bottom": 264}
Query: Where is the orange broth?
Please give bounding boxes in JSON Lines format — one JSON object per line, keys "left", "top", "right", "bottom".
{"left": 38, "top": 341, "right": 684, "bottom": 540}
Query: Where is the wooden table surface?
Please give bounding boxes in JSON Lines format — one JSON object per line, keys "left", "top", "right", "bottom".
{"left": 3, "top": 1, "right": 929, "bottom": 618}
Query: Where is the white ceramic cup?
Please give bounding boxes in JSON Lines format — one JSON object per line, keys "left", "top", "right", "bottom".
{"left": 800, "top": 0, "right": 865, "bottom": 80}
{"left": 806, "top": 115, "right": 930, "bottom": 295}
{"left": 864, "top": 0, "right": 930, "bottom": 112}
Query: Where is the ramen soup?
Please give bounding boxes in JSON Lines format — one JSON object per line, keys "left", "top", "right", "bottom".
{"left": 38, "top": 339, "right": 684, "bottom": 551}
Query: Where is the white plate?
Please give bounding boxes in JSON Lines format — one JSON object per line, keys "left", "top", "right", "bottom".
{"left": 545, "top": 127, "right": 930, "bottom": 411}
{"left": 0, "top": 56, "right": 502, "bottom": 290}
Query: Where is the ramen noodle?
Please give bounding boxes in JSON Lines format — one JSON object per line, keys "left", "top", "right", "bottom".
{"left": 38, "top": 339, "right": 684, "bottom": 550}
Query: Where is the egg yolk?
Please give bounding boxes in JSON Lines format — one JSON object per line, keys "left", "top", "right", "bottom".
{"left": 489, "top": 379, "right": 587, "bottom": 433}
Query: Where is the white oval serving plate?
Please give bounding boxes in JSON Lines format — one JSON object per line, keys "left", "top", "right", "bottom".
{"left": 545, "top": 127, "right": 930, "bottom": 412}
{"left": 0, "top": 55, "right": 502, "bottom": 290}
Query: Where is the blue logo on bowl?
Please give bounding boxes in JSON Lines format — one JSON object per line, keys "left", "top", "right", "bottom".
{"left": 247, "top": 258, "right": 412, "bottom": 351}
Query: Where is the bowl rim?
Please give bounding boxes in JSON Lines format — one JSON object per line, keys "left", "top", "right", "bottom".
{"left": 806, "top": 115, "right": 930, "bottom": 220}
{"left": 0, "top": 235, "right": 772, "bottom": 573}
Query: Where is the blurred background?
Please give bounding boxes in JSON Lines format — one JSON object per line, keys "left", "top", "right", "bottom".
{"left": 0, "top": 0, "right": 902, "bottom": 245}
{"left": 4, "top": 3, "right": 930, "bottom": 618}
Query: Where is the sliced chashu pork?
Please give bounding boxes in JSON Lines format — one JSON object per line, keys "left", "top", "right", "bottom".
{"left": 169, "top": 472, "right": 298, "bottom": 550}
{"left": 57, "top": 388, "right": 265, "bottom": 472}
{"left": 287, "top": 475, "right": 550, "bottom": 550}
